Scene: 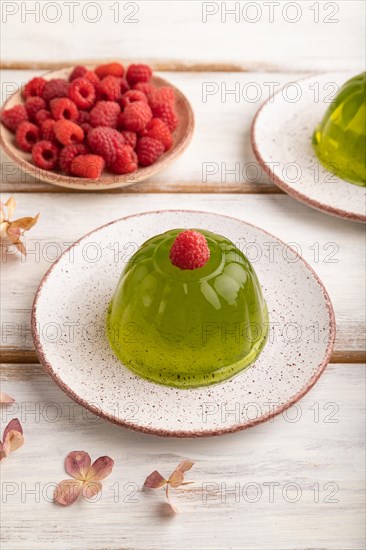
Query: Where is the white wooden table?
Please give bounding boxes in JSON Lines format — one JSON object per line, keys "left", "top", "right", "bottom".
{"left": 1, "top": 2, "right": 365, "bottom": 549}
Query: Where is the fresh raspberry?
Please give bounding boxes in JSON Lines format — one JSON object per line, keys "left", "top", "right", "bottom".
{"left": 98, "top": 76, "right": 123, "bottom": 102}
{"left": 54, "top": 119, "right": 84, "bottom": 146}
{"left": 136, "top": 136, "right": 164, "bottom": 166}
{"left": 90, "top": 101, "right": 120, "bottom": 128}
{"left": 43, "top": 79, "right": 70, "bottom": 102}
{"left": 69, "top": 65, "right": 87, "bottom": 82}
{"left": 1, "top": 104, "right": 28, "bottom": 132}
{"left": 148, "top": 86, "right": 175, "bottom": 108}
{"left": 78, "top": 110, "right": 90, "bottom": 124}
{"left": 110, "top": 145, "right": 138, "bottom": 174}
{"left": 133, "top": 82, "right": 154, "bottom": 95}
{"left": 95, "top": 62, "right": 124, "bottom": 80}
{"left": 119, "top": 78, "right": 131, "bottom": 94}
{"left": 35, "top": 109, "right": 52, "bottom": 126}
{"left": 32, "top": 140, "right": 59, "bottom": 170}
{"left": 50, "top": 98, "right": 79, "bottom": 121}
{"left": 143, "top": 118, "right": 173, "bottom": 151}
{"left": 69, "top": 78, "right": 96, "bottom": 109}
{"left": 158, "top": 86, "right": 175, "bottom": 103}
{"left": 151, "top": 102, "right": 179, "bottom": 132}
{"left": 23, "top": 77, "right": 46, "bottom": 99}
{"left": 79, "top": 115, "right": 91, "bottom": 134}
{"left": 120, "top": 101, "right": 152, "bottom": 132}
{"left": 70, "top": 154, "right": 105, "bottom": 179}
{"left": 120, "top": 130, "right": 137, "bottom": 149}
{"left": 25, "top": 96, "right": 46, "bottom": 121}
{"left": 120, "top": 89, "right": 148, "bottom": 108}
{"left": 40, "top": 119, "right": 56, "bottom": 142}
{"left": 83, "top": 71, "right": 100, "bottom": 86}
{"left": 87, "top": 127, "right": 125, "bottom": 166}
{"left": 126, "top": 64, "right": 152, "bottom": 86}
{"left": 15, "top": 121, "right": 40, "bottom": 152}
{"left": 59, "top": 143, "right": 89, "bottom": 174}
{"left": 80, "top": 122, "right": 92, "bottom": 136}
{"left": 169, "top": 230, "right": 210, "bottom": 270}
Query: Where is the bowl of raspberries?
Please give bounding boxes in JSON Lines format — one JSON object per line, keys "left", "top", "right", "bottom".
{"left": 0, "top": 62, "right": 194, "bottom": 189}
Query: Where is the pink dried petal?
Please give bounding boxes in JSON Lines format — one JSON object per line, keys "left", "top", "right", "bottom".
{"left": 169, "top": 460, "right": 194, "bottom": 488}
{"left": 143, "top": 470, "right": 167, "bottom": 489}
{"left": 65, "top": 451, "right": 91, "bottom": 480}
{"left": 82, "top": 481, "right": 102, "bottom": 500}
{"left": 2, "top": 418, "right": 23, "bottom": 441}
{"left": 87, "top": 456, "right": 114, "bottom": 481}
{"left": 54, "top": 479, "right": 83, "bottom": 506}
{"left": 6, "top": 227, "right": 20, "bottom": 246}
{"left": 7, "top": 226, "right": 21, "bottom": 238}
{"left": 1, "top": 418, "right": 24, "bottom": 459}
{"left": 0, "top": 392, "right": 15, "bottom": 404}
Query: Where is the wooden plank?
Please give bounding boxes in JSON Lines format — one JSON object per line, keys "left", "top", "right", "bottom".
{"left": 330, "top": 350, "right": 366, "bottom": 364}
{"left": 1, "top": 180, "right": 282, "bottom": 195}
{"left": 0, "top": 350, "right": 39, "bottom": 364}
{"left": 1, "top": 1, "right": 364, "bottom": 72}
{"left": 0, "top": 61, "right": 293, "bottom": 72}
{"left": 0, "top": 193, "right": 365, "bottom": 357}
{"left": 0, "top": 362, "right": 364, "bottom": 550}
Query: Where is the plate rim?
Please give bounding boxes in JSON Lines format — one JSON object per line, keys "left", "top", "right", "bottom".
{"left": 31, "top": 209, "right": 336, "bottom": 437}
{"left": 251, "top": 72, "right": 366, "bottom": 223}
{"left": 0, "top": 67, "right": 194, "bottom": 191}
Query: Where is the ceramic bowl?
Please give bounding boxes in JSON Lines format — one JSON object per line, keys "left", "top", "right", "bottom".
{"left": 0, "top": 67, "right": 194, "bottom": 190}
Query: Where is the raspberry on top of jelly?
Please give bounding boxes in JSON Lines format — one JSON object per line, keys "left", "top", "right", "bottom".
{"left": 169, "top": 230, "right": 210, "bottom": 270}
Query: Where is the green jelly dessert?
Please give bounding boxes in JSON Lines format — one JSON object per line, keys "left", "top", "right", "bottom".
{"left": 107, "top": 229, "right": 268, "bottom": 389}
{"left": 312, "top": 72, "right": 366, "bottom": 187}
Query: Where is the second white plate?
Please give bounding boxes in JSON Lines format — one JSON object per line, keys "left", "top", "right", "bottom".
{"left": 252, "top": 72, "right": 366, "bottom": 222}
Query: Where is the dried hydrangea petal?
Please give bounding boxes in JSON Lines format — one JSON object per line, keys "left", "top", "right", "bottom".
{"left": 0, "top": 392, "right": 15, "bottom": 404}
{"left": 5, "top": 197, "right": 16, "bottom": 219}
{"left": 65, "top": 451, "right": 91, "bottom": 480}
{"left": 0, "top": 196, "right": 39, "bottom": 256}
{"left": 143, "top": 470, "right": 167, "bottom": 489}
{"left": 0, "top": 418, "right": 24, "bottom": 460}
{"left": 169, "top": 460, "right": 194, "bottom": 488}
{"left": 87, "top": 456, "right": 114, "bottom": 481}
{"left": 54, "top": 479, "right": 83, "bottom": 506}
{"left": 10, "top": 215, "right": 39, "bottom": 231}
{"left": 82, "top": 481, "right": 103, "bottom": 500}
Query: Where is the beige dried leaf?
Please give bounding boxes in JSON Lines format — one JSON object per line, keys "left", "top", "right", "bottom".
{"left": 5, "top": 196, "right": 16, "bottom": 218}
{"left": 10, "top": 215, "right": 39, "bottom": 231}
{"left": 0, "top": 197, "right": 39, "bottom": 257}
{"left": 15, "top": 241, "right": 27, "bottom": 256}
{"left": 0, "top": 221, "right": 9, "bottom": 238}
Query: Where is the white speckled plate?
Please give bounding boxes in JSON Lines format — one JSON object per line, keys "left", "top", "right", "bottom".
{"left": 32, "top": 211, "right": 335, "bottom": 437}
{"left": 252, "top": 72, "right": 366, "bottom": 222}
